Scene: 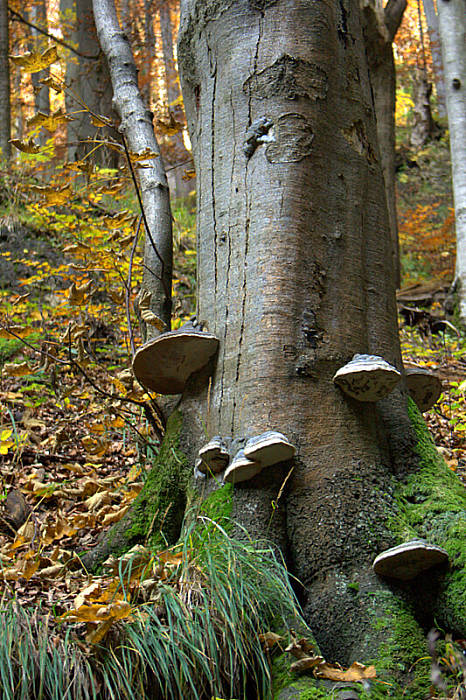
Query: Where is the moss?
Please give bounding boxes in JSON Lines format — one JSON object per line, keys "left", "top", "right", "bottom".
{"left": 125, "top": 410, "right": 190, "bottom": 548}
{"left": 199, "top": 482, "right": 234, "bottom": 530}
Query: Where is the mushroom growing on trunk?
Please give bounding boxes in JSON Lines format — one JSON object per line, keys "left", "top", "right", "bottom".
{"left": 333, "top": 354, "right": 401, "bottom": 401}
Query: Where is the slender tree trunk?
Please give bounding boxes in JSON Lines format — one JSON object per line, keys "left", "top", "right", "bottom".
{"left": 159, "top": 0, "right": 192, "bottom": 198}
{"left": 438, "top": 0, "right": 466, "bottom": 327}
{"left": 422, "top": 0, "right": 447, "bottom": 117}
{"left": 409, "top": 66, "right": 437, "bottom": 149}
{"left": 26, "top": 0, "right": 50, "bottom": 148}
{"left": 93, "top": 0, "right": 172, "bottom": 331}
{"left": 0, "top": 0, "right": 11, "bottom": 160}
{"left": 141, "top": 0, "right": 155, "bottom": 105}
{"left": 361, "top": 0, "right": 406, "bottom": 289}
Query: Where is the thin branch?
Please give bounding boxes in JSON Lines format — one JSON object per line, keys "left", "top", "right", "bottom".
{"left": 126, "top": 215, "right": 142, "bottom": 357}
{"left": 8, "top": 8, "right": 100, "bottom": 59}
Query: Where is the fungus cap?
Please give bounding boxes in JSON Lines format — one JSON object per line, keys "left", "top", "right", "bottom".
{"left": 244, "top": 431, "right": 295, "bottom": 467}
{"left": 197, "top": 436, "right": 231, "bottom": 474}
{"left": 223, "top": 449, "right": 262, "bottom": 484}
{"left": 372, "top": 540, "right": 449, "bottom": 580}
{"left": 132, "top": 322, "right": 219, "bottom": 394}
{"left": 405, "top": 365, "right": 442, "bottom": 412}
{"left": 333, "top": 354, "right": 401, "bottom": 401}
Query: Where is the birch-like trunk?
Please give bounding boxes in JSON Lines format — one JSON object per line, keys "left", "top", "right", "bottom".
{"left": 422, "top": 0, "right": 447, "bottom": 117}
{"left": 438, "top": 0, "right": 466, "bottom": 326}
{"left": 0, "top": 0, "right": 11, "bottom": 160}
{"left": 93, "top": 0, "right": 173, "bottom": 330}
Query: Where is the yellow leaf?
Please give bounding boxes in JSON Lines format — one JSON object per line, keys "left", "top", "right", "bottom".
{"left": 10, "top": 138, "right": 41, "bottom": 154}
{"left": 0, "top": 326, "right": 35, "bottom": 339}
{"left": 21, "top": 558, "right": 40, "bottom": 580}
{"left": 103, "top": 210, "right": 134, "bottom": 228}
{"left": 90, "top": 114, "right": 113, "bottom": 128}
{"left": 156, "top": 114, "right": 183, "bottom": 136}
{"left": 182, "top": 168, "right": 196, "bottom": 181}
{"left": 30, "top": 184, "right": 72, "bottom": 206}
{"left": 3, "top": 362, "right": 35, "bottom": 377}
{"left": 39, "top": 75, "right": 63, "bottom": 93}
{"left": 128, "top": 147, "right": 159, "bottom": 162}
{"left": 85, "top": 618, "right": 114, "bottom": 644}
{"left": 26, "top": 109, "right": 74, "bottom": 133}
{"left": 0, "top": 429, "right": 13, "bottom": 441}
{"left": 138, "top": 290, "right": 166, "bottom": 330}
{"left": 10, "top": 46, "right": 59, "bottom": 72}
{"left": 0, "top": 441, "right": 14, "bottom": 454}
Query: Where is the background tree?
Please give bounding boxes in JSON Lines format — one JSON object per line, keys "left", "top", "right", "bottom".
{"left": 422, "top": 0, "right": 447, "bottom": 117}
{"left": 26, "top": 0, "right": 50, "bottom": 143}
{"left": 362, "top": 0, "right": 406, "bottom": 288}
{"left": 60, "top": 0, "right": 117, "bottom": 165}
{"left": 0, "top": 0, "right": 11, "bottom": 160}
{"left": 438, "top": 0, "right": 466, "bottom": 327}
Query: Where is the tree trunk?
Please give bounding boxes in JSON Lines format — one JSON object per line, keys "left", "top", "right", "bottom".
{"left": 60, "top": 0, "right": 118, "bottom": 166}
{"left": 422, "top": 0, "right": 447, "bottom": 118}
{"left": 159, "top": 0, "right": 192, "bottom": 198}
{"left": 84, "top": 0, "right": 466, "bottom": 693}
{"left": 92, "top": 0, "right": 173, "bottom": 331}
{"left": 28, "top": 0, "right": 50, "bottom": 147}
{"left": 361, "top": 0, "right": 406, "bottom": 289}
{"left": 409, "top": 67, "right": 437, "bottom": 150}
{"left": 176, "top": 0, "right": 465, "bottom": 681}
{"left": 438, "top": 0, "right": 466, "bottom": 327}
{"left": 0, "top": 0, "right": 11, "bottom": 160}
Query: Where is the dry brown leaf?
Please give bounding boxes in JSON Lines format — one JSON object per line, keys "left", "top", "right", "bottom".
{"left": 314, "top": 661, "right": 376, "bottom": 682}
{"left": 10, "top": 138, "right": 41, "bottom": 154}
{"left": 3, "top": 361, "right": 35, "bottom": 377}
{"left": 67, "top": 280, "right": 93, "bottom": 306}
{"left": 27, "top": 109, "right": 73, "bottom": 132}
{"left": 102, "top": 505, "right": 129, "bottom": 526}
{"left": 0, "top": 326, "right": 35, "bottom": 339}
{"left": 290, "top": 656, "right": 325, "bottom": 673}
{"left": 259, "top": 631, "right": 282, "bottom": 649}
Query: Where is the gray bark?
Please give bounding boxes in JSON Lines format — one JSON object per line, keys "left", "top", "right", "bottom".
{"left": 409, "top": 67, "right": 437, "bottom": 150}
{"left": 0, "top": 0, "right": 11, "bottom": 160}
{"left": 178, "top": 0, "right": 407, "bottom": 664}
{"left": 177, "top": 0, "right": 465, "bottom": 676}
{"left": 361, "top": 0, "right": 406, "bottom": 289}
{"left": 438, "top": 0, "right": 466, "bottom": 327}
{"left": 60, "top": 0, "right": 118, "bottom": 166}
{"left": 93, "top": 0, "right": 173, "bottom": 330}
{"left": 422, "top": 0, "right": 447, "bottom": 117}
{"left": 159, "top": 0, "right": 192, "bottom": 198}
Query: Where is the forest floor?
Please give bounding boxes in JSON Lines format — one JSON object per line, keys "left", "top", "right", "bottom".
{"left": 0, "top": 132, "right": 464, "bottom": 696}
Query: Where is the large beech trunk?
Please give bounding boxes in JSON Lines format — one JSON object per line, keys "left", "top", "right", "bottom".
{"left": 176, "top": 0, "right": 464, "bottom": 670}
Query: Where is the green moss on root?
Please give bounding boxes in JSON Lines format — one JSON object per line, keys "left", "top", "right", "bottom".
{"left": 199, "top": 481, "right": 233, "bottom": 529}
{"left": 125, "top": 410, "right": 190, "bottom": 548}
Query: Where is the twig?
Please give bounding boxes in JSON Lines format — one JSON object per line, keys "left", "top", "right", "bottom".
{"left": 126, "top": 216, "right": 142, "bottom": 357}
{"left": 8, "top": 8, "right": 100, "bottom": 60}
{"left": 121, "top": 135, "right": 170, "bottom": 303}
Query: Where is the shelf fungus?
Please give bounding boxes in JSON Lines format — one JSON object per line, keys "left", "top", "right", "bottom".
{"left": 244, "top": 431, "right": 296, "bottom": 466}
{"left": 333, "top": 354, "right": 401, "bottom": 401}
{"left": 224, "top": 449, "right": 262, "bottom": 484}
{"left": 405, "top": 364, "right": 442, "bottom": 412}
{"left": 197, "top": 436, "right": 231, "bottom": 475}
{"left": 372, "top": 540, "right": 449, "bottom": 581}
{"left": 132, "top": 321, "right": 219, "bottom": 394}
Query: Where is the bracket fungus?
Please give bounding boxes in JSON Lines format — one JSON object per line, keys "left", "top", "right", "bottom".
{"left": 132, "top": 322, "right": 219, "bottom": 394}
{"left": 223, "top": 449, "right": 262, "bottom": 484}
{"left": 197, "top": 436, "right": 231, "bottom": 475}
{"left": 244, "top": 431, "right": 296, "bottom": 467}
{"left": 405, "top": 364, "right": 442, "bottom": 412}
{"left": 372, "top": 540, "right": 449, "bottom": 581}
{"left": 333, "top": 354, "right": 401, "bottom": 401}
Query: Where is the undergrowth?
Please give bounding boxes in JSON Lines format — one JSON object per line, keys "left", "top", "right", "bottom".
{"left": 0, "top": 518, "right": 306, "bottom": 700}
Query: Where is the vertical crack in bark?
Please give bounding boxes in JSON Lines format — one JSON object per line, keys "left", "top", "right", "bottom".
{"left": 231, "top": 18, "right": 262, "bottom": 432}
{"left": 211, "top": 69, "right": 218, "bottom": 297}
{"left": 218, "top": 90, "right": 237, "bottom": 425}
